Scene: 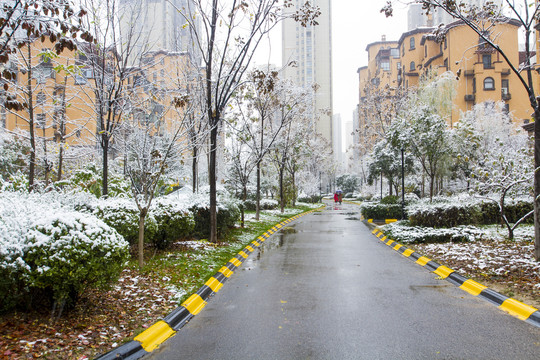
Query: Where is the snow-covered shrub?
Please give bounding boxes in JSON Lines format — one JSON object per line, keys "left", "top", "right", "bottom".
{"left": 25, "top": 212, "right": 129, "bottom": 305}
{"left": 59, "top": 163, "right": 131, "bottom": 198}
{"left": 1, "top": 170, "right": 29, "bottom": 192}
{"left": 0, "top": 191, "right": 129, "bottom": 311}
{"left": 407, "top": 196, "right": 533, "bottom": 227}
{"left": 152, "top": 198, "right": 195, "bottom": 249}
{"left": 361, "top": 202, "right": 403, "bottom": 220}
{"left": 243, "top": 198, "right": 279, "bottom": 211}
{"left": 297, "top": 194, "right": 322, "bottom": 204}
{"left": 382, "top": 221, "right": 487, "bottom": 244}
{"left": 92, "top": 198, "right": 157, "bottom": 246}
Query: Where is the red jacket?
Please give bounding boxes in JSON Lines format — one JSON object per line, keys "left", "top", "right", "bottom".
{"left": 334, "top": 193, "right": 339, "bottom": 202}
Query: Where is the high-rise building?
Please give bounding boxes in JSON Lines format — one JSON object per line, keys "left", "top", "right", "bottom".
{"left": 119, "top": 0, "right": 201, "bottom": 65}
{"left": 282, "top": 0, "right": 333, "bottom": 147}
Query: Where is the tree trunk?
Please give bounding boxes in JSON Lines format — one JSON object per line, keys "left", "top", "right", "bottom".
{"left": 534, "top": 109, "right": 540, "bottom": 260}
{"left": 241, "top": 184, "right": 247, "bottom": 228}
{"left": 138, "top": 210, "right": 147, "bottom": 268}
{"left": 57, "top": 144, "right": 63, "bottom": 182}
{"left": 291, "top": 170, "right": 296, "bottom": 207}
{"left": 209, "top": 121, "right": 218, "bottom": 243}
{"left": 102, "top": 135, "right": 109, "bottom": 197}
{"left": 27, "top": 43, "right": 35, "bottom": 192}
{"left": 255, "top": 160, "right": 261, "bottom": 220}
{"left": 192, "top": 146, "right": 198, "bottom": 193}
{"left": 279, "top": 162, "right": 285, "bottom": 213}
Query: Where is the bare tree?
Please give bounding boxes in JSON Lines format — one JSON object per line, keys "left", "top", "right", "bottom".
{"left": 178, "top": 0, "right": 320, "bottom": 242}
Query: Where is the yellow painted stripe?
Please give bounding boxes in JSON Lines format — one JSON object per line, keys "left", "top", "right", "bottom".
{"left": 135, "top": 321, "right": 175, "bottom": 352}
{"left": 416, "top": 256, "right": 430, "bottom": 266}
{"left": 372, "top": 229, "right": 379, "bottom": 234}
{"left": 376, "top": 232, "right": 384, "bottom": 238}
{"left": 276, "top": 224, "right": 282, "bottom": 229}
{"left": 238, "top": 251, "right": 248, "bottom": 259}
{"left": 258, "top": 236, "right": 265, "bottom": 242}
{"left": 252, "top": 240, "right": 260, "bottom": 247}
{"left": 433, "top": 265, "right": 454, "bottom": 279}
{"left": 205, "top": 277, "right": 224, "bottom": 293}
{"left": 499, "top": 298, "right": 538, "bottom": 321}
{"left": 385, "top": 219, "right": 398, "bottom": 224}
{"left": 229, "top": 258, "right": 242, "bottom": 267}
{"left": 182, "top": 294, "right": 207, "bottom": 315}
{"left": 380, "top": 236, "right": 387, "bottom": 241}
{"left": 268, "top": 229, "right": 274, "bottom": 235}
{"left": 263, "top": 232, "right": 270, "bottom": 237}
{"left": 459, "top": 279, "right": 487, "bottom": 296}
{"left": 393, "top": 244, "right": 403, "bottom": 251}
{"left": 246, "top": 245, "right": 255, "bottom": 252}
{"left": 272, "top": 227, "right": 278, "bottom": 231}
{"left": 219, "top": 266, "right": 233, "bottom": 278}
{"left": 386, "top": 240, "right": 395, "bottom": 247}
{"left": 402, "top": 249, "right": 414, "bottom": 257}
{"left": 368, "top": 219, "right": 373, "bottom": 223}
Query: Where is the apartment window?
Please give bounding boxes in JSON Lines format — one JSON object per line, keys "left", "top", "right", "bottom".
{"left": 75, "top": 73, "right": 87, "bottom": 85}
{"left": 380, "top": 60, "right": 390, "bottom": 71}
{"left": 473, "top": 78, "right": 476, "bottom": 94}
{"left": 410, "top": 61, "right": 415, "bottom": 71}
{"left": 410, "top": 37, "right": 415, "bottom": 50}
{"left": 501, "top": 79, "right": 509, "bottom": 95}
{"left": 484, "top": 77, "right": 495, "bottom": 90}
{"left": 425, "top": 45, "right": 427, "bottom": 57}
{"left": 36, "top": 91, "right": 46, "bottom": 105}
{"left": 402, "top": 44, "right": 405, "bottom": 56}
{"left": 482, "top": 54, "right": 492, "bottom": 69}
{"left": 391, "top": 48, "right": 399, "bottom": 58}
{"left": 36, "top": 113, "right": 46, "bottom": 129}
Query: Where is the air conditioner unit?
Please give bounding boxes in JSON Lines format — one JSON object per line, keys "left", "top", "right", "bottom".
{"left": 464, "top": 94, "right": 475, "bottom": 101}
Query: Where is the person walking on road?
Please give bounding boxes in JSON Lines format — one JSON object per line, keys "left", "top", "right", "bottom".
{"left": 334, "top": 192, "right": 339, "bottom": 204}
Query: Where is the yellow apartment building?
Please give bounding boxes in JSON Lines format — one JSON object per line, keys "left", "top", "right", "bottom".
{"left": 0, "top": 38, "right": 195, "bottom": 150}
{"left": 358, "top": 18, "right": 534, "bottom": 153}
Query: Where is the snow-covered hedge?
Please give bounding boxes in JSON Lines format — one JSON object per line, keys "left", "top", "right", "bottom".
{"left": 0, "top": 191, "right": 129, "bottom": 311}
{"left": 407, "top": 195, "right": 533, "bottom": 227}
{"left": 361, "top": 202, "right": 403, "bottom": 220}
{"left": 152, "top": 197, "right": 195, "bottom": 249}
{"left": 381, "top": 221, "right": 488, "bottom": 244}
{"left": 243, "top": 198, "right": 279, "bottom": 211}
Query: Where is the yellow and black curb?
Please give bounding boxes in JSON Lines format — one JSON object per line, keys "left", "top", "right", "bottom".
{"left": 95, "top": 206, "right": 324, "bottom": 360}
{"left": 370, "top": 226, "right": 540, "bottom": 329}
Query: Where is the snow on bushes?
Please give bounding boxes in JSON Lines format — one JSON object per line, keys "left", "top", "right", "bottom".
{"left": 381, "top": 221, "right": 488, "bottom": 244}
{"left": 25, "top": 212, "right": 129, "bottom": 305}
{"left": 406, "top": 195, "right": 533, "bottom": 227}
{"left": 0, "top": 191, "right": 128, "bottom": 311}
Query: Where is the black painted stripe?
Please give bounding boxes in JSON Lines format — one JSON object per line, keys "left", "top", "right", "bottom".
{"left": 446, "top": 272, "right": 468, "bottom": 287}
{"left": 234, "top": 254, "right": 246, "bottom": 263}
{"left": 397, "top": 246, "right": 407, "bottom": 254}
{"left": 163, "top": 306, "right": 194, "bottom": 331}
{"left": 196, "top": 285, "right": 214, "bottom": 301}
{"left": 94, "top": 340, "right": 147, "bottom": 359}
{"left": 409, "top": 252, "right": 422, "bottom": 261}
{"left": 225, "top": 262, "right": 236, "bottom": 271}
{"left": 213, "top": 271, "right": 227, "bottom": 284}
{"left": 525, "top": 311, "right": 540, "bottom": 328}
{"left": 424, "top": 261, "right": 441, "bottom": 272}
{"left": 478, "top": 288, "right": 508, "bottom": 306}
{"left": 243, "top": 247, "right": 253, "bottom": 253}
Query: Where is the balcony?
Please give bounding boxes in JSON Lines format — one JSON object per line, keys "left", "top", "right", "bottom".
{"left": 501, "top": 68, "right": 511, "bottom": 76}
{"left": 502, "top": 92, "right": 511, "bottom": 101}
{"left": 464, "top": 70, "right": 475, "bottom": 77}
{"left": 464, "top": 94, "right": 475, "bottom": 102}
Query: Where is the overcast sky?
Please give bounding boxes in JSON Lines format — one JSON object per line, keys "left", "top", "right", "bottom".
{"left": 253, "top": 1, "right": 409, "bottom": 126}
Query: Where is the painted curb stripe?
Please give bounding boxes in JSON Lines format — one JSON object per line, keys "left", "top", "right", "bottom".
{"left": 163, "top": 306, "right": 193, "bottom": 330}
{"left": 409, "top": 252, "right": 422, "bottom": 261}
{"left": 380, "top": 236, "right": 387, "bottom": 241}
{"left": 219, "top": 266, "right": 233, "bottom": 278}
{"left": 446, "top": 272, "right": 468, "bottom": 287}
{"left": 234, "top": 254, "right": 246, "bottom": 262}
{"left": 212, "top": 271, "right": 227, "bottom": 284}
{"left": 372, "top": 228, "right": 379, "bottom": 234}
{"left": 205, "top": 277, "right": 224, "bottom": 293}
{"left": 224, "top": 262, "right": 236, "bottom": 271}
{"left": 416, "top": 256, "right": 430, "bottom": 266}
{"left": 238, "top": 251, "right": 249, "bottom": 259}
{"left": 478, "top": 288, "right": 508, "bottom": 306}
{"left": 252, "top": 240, "right": 260, "bottom": 247}
{"left": 500, "top": 298, "right": 538, "bottom": 320}
{"left": 134, "top": 321, "right": 175, "bottom": 352}
{"left": 94, "top": 340, "right": 147, "bottom": 360}
{"left": 424, "top": 261, "right": 440, "bottom": 272}
{"left": 196, "top": 285, "right": 214, "bottom": 301}
{"left": 230, "top": 258, "right": 242, "bottom": 267}
{"left": 526, "top": 311, "right": 540, "bottom": 327}
{"left": 246, "top": 245, "right": 255, "bottom": 252}
{"left": 386, "top": 240, "right": 395, "bottom": 247}
{"left": 460, "top": 279, "right": 487, "bottom": 296}
{"left": 433, "top": 265, "right": 454, "bottom": 279}
{"left": 396, "top": 245, "right": 406, "bottom": 254}
{"left": 402, "top": 249, "right": 414, "bottom": 257}
{"left": 182, "top": 294, "right": 207, "bottom": 315}
{"left": 258, "top": 236, "right": 265, "bottom": 242}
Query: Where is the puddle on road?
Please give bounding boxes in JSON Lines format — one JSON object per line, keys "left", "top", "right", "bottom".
{"left": 345, "top": 217, "right": 360, "bottom": 221}
{"left": 409, "top": 284, "right": 451, "bottom": 293}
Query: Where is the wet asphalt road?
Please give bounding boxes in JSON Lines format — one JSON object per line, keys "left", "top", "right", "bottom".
{"left": 148, "top": 202, "right": 540, "bottom": 360}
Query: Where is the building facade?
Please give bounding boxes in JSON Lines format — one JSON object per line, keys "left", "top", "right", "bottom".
{"left": 357, "top": 18, "right": 532, "bottom": 153}
{"left": 282, "top": 0, "right": 333, "bottom": 148}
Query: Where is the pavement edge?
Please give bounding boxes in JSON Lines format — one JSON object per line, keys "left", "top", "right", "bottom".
{"left": 368, "top": 223, "right": 540, "bottom": 329}
{"left": 94, "top": 205, "right": 325, "bottom": 360}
